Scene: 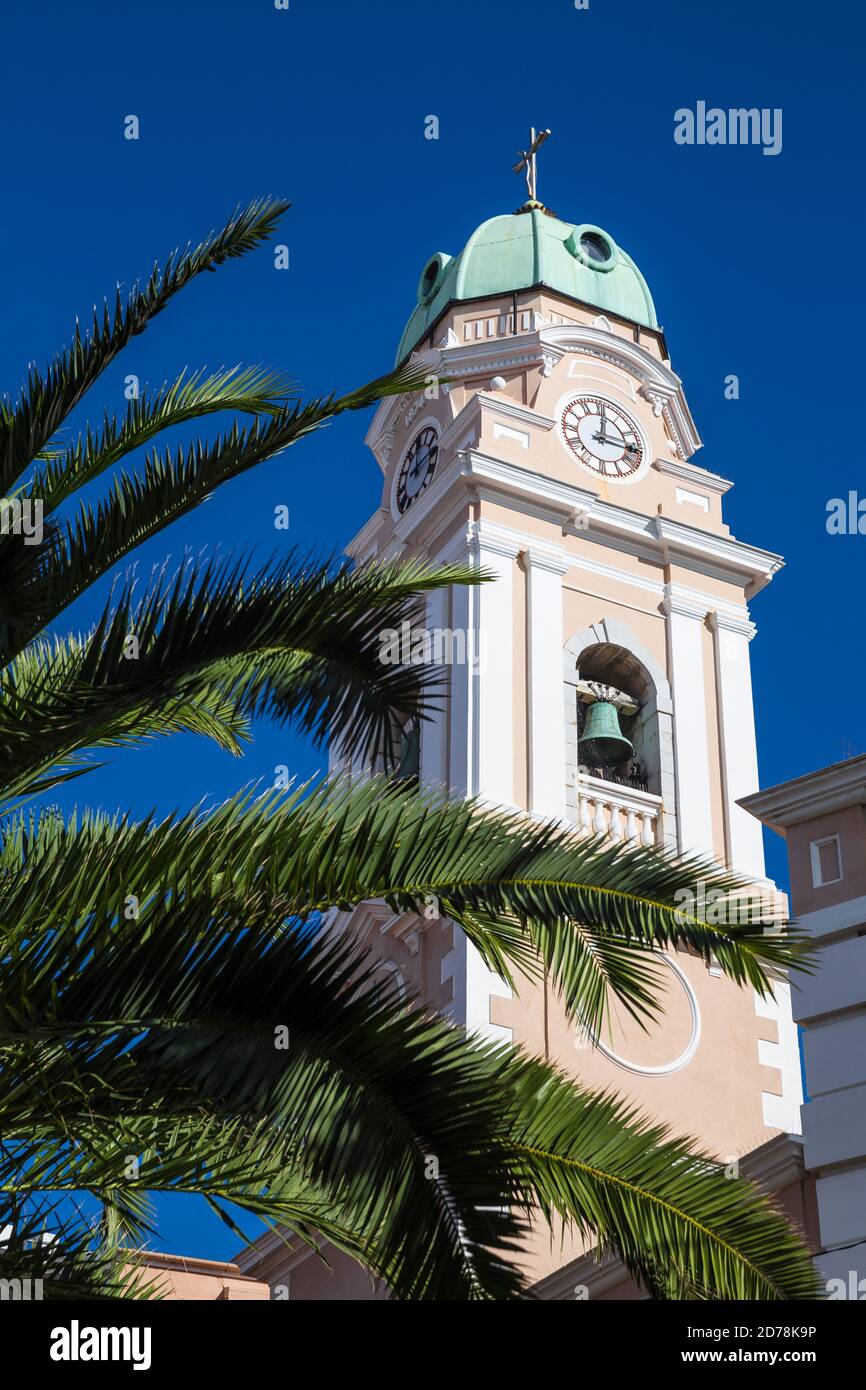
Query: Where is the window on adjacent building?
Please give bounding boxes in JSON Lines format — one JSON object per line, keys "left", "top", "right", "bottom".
{"left": 810, "top": 834, "right": 843, "bottom": 888}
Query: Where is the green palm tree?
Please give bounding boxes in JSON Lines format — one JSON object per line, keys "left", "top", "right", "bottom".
{"left": 0, "top": 199, "right": 819, "bottom": 1301}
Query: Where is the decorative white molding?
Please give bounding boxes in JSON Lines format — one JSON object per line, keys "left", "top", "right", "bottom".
{"left": 709, "top": 608, "right": 757, "bottom": 640}
{"left": 442, "top": 391, "right": 556, "bottom": 448}
{"left": 587, "top": 952, "right": 701, "bottom": 1076}
{"left": 442, "top": 450, "right": 783, "bottom": 596}
{"left": 661, "top": 582, "right": 709, "bottom": 621}
{"left": 526, "top": 549, "right": 568, "bottom": 818}
{"left": 565, "top": 548, "right": 663, "bottom": 598}
{"left": 653, "top": 454, "right": 733, "bottom": 495}
{"left": 653, "top": 516, "right": 783, "bottom": 597}
{"left": 641, "top": 386, "right": 668, "bottom": 418}
{"left": 366, "top": 321, "right": 702, "bottom": 473}
{"left": 708, "top": 610, "right": 765, "bottom": 877}
{"left": 365, "top": 425, "right": 783, "bottom": 598}
{"left": 524, "top": 543, "right": 571, "bottom": 577}
{"left": 539, "top": 323, "right": 702, "bottom": 461}
{"left": 575, "top": 774, "right": 663, "bottom": 849}
{"left": 755, "top": 982, "right": 804, "bottom": 1134}
{"left": 343, "top": 507, "right": 390, "bottom": 563}
{"left": 662, "top": 584, "right": 715, "bottom": 859}
{"left": 564, "top": 616, "right": 673, "bottom": 711}
{"left": 676, "top": 486, "right": 709, "bottom": 513}
{"left": 493, "top": 421, "right": 529, "bottom": 448}
{"left": 740, "top": 753, "right": 866, "bottom": 834}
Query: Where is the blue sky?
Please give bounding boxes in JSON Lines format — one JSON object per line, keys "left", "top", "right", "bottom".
{"left": 1, "top": 0, "right": 862, "bottom": 1261}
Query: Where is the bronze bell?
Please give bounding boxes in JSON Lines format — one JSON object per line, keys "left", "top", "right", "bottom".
{"left": 579, "top": 699, "right": 634, "bottom": 767}
{"left": 394, "top": 718, "right": 420, "bottom": 781}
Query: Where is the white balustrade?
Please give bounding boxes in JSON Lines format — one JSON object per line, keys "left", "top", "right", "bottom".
{"left": 575, "top": 773, "right": 662, "bottom": 850}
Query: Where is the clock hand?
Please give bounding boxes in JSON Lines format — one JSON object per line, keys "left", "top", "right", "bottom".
{"left": 593, "top": 431, "right": 638, "bottom": 453}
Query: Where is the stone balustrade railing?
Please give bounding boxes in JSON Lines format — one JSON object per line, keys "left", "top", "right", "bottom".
{"left": 574, "top": 772, "right": 663, "bottom": 848}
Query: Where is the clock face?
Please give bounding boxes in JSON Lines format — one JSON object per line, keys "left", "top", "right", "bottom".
{"left": 560, "top": 396, "right": 645, "bottom": 480}
{"left": 396, "top": 426, "right": 439, "bottom": 514}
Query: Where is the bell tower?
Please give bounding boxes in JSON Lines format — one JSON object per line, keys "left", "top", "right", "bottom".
{"left": 335, "top": 177, "right": 803, "bottom": 1288}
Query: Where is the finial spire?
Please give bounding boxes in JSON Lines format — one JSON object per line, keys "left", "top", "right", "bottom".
{"left": 513, "top": 126, "right": 551, "bottom": 204}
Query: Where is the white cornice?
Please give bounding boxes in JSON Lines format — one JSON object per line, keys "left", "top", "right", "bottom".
{"left": 539, "top": 323, "right": 702, "bottom": 461}
{"left": 431, "top": 516, "right": 756, "bottom": 632}
{"left": 652, "top": 516, "right": 783, "bottom": 597}
{"left": 347, "top": 448, "right": 780, "bottom": 600}
{"left": 344, "top": 507, "right": 389, "bottom": 561}
{"left": 662, "top": 582, "right": 753, "bottom": 629}
{"left": 432, "top": 328, "right": 546, "bottom": 379}
{"left": 661, "top": 581, "right": 711, "bottom": 621}
{"left": 653, "top": 454, "right": 732, "bottom": 495}
{"left": 475, "top": 391, "right": 556, "bottom": 433}
{"left": 794, "top": 892, "right": 866, "bottom": 941}
{"left": 708, "top": 608, "right": 757, "bottom": 640}
{"left": 524, "top": 544, "right": 571, "bottom": 576}
{"left": 456, "top": 450, "right": 782, "bottom": 595}
{"left": 740, "top": 754, "right": 866, "bottom": 834}
{"left": 364, "top": 320, "right": 704, "bottom": 470}
{"left": 436, "top": 390, "right": 555, "bottom": 459}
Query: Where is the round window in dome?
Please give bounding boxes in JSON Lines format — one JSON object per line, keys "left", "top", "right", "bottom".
{"left": 420, "top": 258, "right": 440, "bottom": 300}
{"left": 579, "top": 232, "right": 612, "bottom": 264}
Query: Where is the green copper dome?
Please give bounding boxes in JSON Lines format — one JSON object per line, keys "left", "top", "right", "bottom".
{"left": 396, "top": 206, "right": 657, "bottom": 364}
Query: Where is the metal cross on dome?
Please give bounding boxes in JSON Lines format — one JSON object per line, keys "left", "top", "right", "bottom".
{"left": 513, "top": 126, "right": 551, "bottom": 203}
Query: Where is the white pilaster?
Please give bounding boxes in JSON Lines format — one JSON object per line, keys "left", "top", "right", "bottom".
{"left": 442, "top": 523, "right": 518, "bottom": 805}
{"left": 419, "top": 585, "right": 448, "bottom": 790}
{"left": 475, "top": 531, "right": 518, "bottom": 807}
{"left": 446, "top": 575, "right": 472, "bottom": 796}
{"left": 436, "top": 522, "right": 516, "bottom": 1044}
{"left": 525, "top": 548, "right": 569, "bottom": 819}
{"left": 709, "top": 610, "right": 766, "bottom": 878}
{"left": 662, "top": 584, "right": 715, "bottom": 860}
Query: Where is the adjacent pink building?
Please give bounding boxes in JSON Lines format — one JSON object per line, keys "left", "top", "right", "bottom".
{"left": 742, "top": 755, "right": 866, "bottom": 1295}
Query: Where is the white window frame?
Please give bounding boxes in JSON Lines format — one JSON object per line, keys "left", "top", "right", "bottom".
{"left": 810, "top": 833, "right": 843, "bottom": 888}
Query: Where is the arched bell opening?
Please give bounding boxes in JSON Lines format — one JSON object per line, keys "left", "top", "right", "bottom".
{"left": 564, "top": 622, "right": 677, "bottom": 851}
{"left": 575, "top": 644, "right": 658, "bottom": 794}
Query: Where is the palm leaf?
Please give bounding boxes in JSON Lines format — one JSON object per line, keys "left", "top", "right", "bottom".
{"left": 0, "top": 197, "right": 290, "bottom": 494}
{"left": 0, "top": 557, "right": 481, "bottom": 803}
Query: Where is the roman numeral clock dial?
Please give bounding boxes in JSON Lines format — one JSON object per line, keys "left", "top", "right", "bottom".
{"left": 395, "top": 426, "right": 439, "bottom": 515}
{"left": 560, "top": 396, "right": 645, "bottom": 481}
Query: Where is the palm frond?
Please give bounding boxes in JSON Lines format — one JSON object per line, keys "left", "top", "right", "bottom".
{"left": 0, "top": 557, "right": 480, "bottom": 803}
{"left": 27, "top": 365, "right": 296, "bottom": 515}
{"left": 1, "top": 902, "right": 531, "bottom": 1299}
{"left": 505, "top": 1054, "right": 821, "bottom": 1300}
{"left": 0, "top": 197, "right": 290, "bottom": 493}
{"left": 0, "top": 355, "right": 440, "bottom": 657}
{"left": 0, "top": 781, "right": 811, "bottom": 1040}
{"left": 0, "top": 1198, "right": 155, "bottom": 1300}
{"left": 0, "top": 891, "right": 817, "bottom": 1300}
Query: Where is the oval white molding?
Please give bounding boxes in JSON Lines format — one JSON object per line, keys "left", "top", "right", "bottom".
{"left": 588, "top": 953, "right": 701, "bottom": 1076}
